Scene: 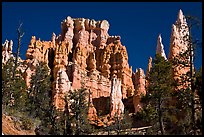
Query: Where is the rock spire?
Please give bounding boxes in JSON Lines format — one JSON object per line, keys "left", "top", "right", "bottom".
{"left": 156, "top": 34, "right": 167, "bottom": 60}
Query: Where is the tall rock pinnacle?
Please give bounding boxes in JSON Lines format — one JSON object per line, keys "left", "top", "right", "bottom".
{"left": 168, "top": 9, "right": 191, "bottom": 91}
{"left": 176, "top": 9, "right": 185, "bottom": 25}
{"left": 145, "top": 56, "right": 152, "bottom": 89}
{"left": 2, "top": 40, "right": 14, "bottom": 65}
{"left": 156, "top": 34, "right": 167, "bottom": 60}
{"left": 146, "top": 56, "right": 152, "bottom": 77}
{"left": 168, "top": 9, "right": 189, "bottom": 60}
{"left": 133, "top": 68, "right": 146, "bottom": 113}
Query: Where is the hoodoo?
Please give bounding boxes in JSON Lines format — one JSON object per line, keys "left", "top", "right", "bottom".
{"left": 2, "top": 9, "right": 193, "bottom": 127}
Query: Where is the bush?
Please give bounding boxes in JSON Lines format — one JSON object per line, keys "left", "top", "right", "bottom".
{"left": 20, "top": 117, "right": 34, "bottom": 130}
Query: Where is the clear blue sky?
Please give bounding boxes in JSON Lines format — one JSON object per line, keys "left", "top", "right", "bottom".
{"left": 2, "top": 2, "right": 202, "bottom": 72}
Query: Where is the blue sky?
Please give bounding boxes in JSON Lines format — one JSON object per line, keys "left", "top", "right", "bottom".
{"left": 2, "top": 2, "right": 202, "bottom": 72}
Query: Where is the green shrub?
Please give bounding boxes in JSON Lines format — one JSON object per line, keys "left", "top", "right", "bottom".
{"left": 20, "top": 117, "right": 34, "bottom": 130}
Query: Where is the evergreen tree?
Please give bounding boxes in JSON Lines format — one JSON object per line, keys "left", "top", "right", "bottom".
{"left": 68, "top": 88, "right": 93, "bottom": 135}
{"left": 107, "top": 110, "right": 132, "bottom": 135}
{"left": 173, "top": 66, "right": 202, "bottom": 135}
{"left": 194, "top": 67, "right": 202, "bottom": 134}
{"left": 13, "top": 22, "right": 24, "bottom": 79}
{"left": 26, "top": 61, "right": 53, "bottom": 134}
{"left": 63, "top": 95, "right": 72, "bottom": 135}
{"left": 170, "top": 15, "right": 202, "bottom": 135}
{"left": 2, "top": 22, "right": 29, "bottom": 113}
{"left": 195, "top": 67, "right": 202, "bottom": 104}
{"left": 27, "top": 62, "right": 52, "bottom": 118}
{"left": 2, "top": 57, "right": 27, "bottom": 114}
{"left": 48, "top": 106, "right": 66, "bottom": 135}
{"left": 140, "top": 54, "right": 174, "bottom": 135}
{"left": 49, "top": 95, "right": 72, "bottom": 135}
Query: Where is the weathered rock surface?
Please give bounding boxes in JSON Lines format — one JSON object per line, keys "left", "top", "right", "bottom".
{"left": 17, "top": 17, "right": 134, "bottom": 126}
{"left": 169, "top": 9, "right": 189, "bottom": 60}
{"left": 156, "top": 34, "right": 167, "bottom": 60}
{"left": 53, "top": 67, "right": 72, "bottom": 110}
{"left": 146, "top": 57, "right": 152, "bottom": 78}
{"left": 110, "top": 75, "right": 124, "bottom": 118}
{"left": 145, "top": 56, "right": 152, "bottom": 89}
{"left": 132, "top": 68, "right": 146, "bottom": 113}
{"left": 2, "top": 40, "right": 14, "bottom": 65}
{"left": 168, "top": 9, "right": 191, "bottom": 90}
{"left": 2, "top": 9, "right": 192, "bottom": 127}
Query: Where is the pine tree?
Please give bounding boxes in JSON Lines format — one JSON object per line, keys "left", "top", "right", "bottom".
{"left": 107, "top": 110, "right": 132, "bottom": 135}
{"left": 2, "top": 57, "right": 27, "bottom": 114}
{"left": 68, "top": 88, "right": 93, "bottom": 135}
{"left": 2, "top": 23, "right": 27, "bottom": 114}
{"left": 27, "top": 62, "right": 52, "bottom": 119}
{"left": 26, "top": 61, "right": 53, "bottom": 134}
{"left": 140, "top": 54, "right": 174, "bottom": 135}
{"left": 195, "top": 67, "right": 202, "bottom": 104}
{"left": 2, "top": 58, "right": 16, "bottom": 110}
{"left": 47, "top": 106, "right": 66, "bottom": 135}
{"left": 63, "top": 95, "right": 72, "bottom": 135}
{"left": 194, "top": 67, "right": 202, "bottom": 134}
{"left": 170, "top": 15, "right": 202, "bottom": 135}
{"left": 13, "top": 22, "right": 24, "bottom": 79}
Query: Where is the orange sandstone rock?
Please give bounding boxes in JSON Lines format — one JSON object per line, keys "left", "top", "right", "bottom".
{"left": 2, "top": 10, "right": 192, "bottom": 127}
{"left": 133, "top": 68, "right": 146, "bottom": 113}
{"left": 168, "top": 9, "right": 191, "bottom": 90}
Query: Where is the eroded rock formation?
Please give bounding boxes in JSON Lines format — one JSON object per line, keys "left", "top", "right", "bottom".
{"left": 2, "top": 40, "right": 14, "bottom": 65}
{"left": 145, "top": 56, "right": 152, "bottom": 89}
{"left": 2, "top": 9, "right": 192, "bottom": 127}
{"left": 168, "top": 9, "right": 191, "bottom": 90}
{"left": 18, "top": 17, "right": 134, "bottom": 126}
{"left": 132, "top": 68, "right": 146, "bottom": 113}
{"left": 2, "top": 39, "right": 26, "bottom": 76}
{"left": 110, "top": 74, "right": 124, "bottom": 118}
{"left": 156, "top": 34, "right": 167, "bottom": 60}
{"left": 53, "top": 67, "right": 72, "bottom": 110}
{"left": 169, "top": 9, "right": 190, "bottom": 59}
